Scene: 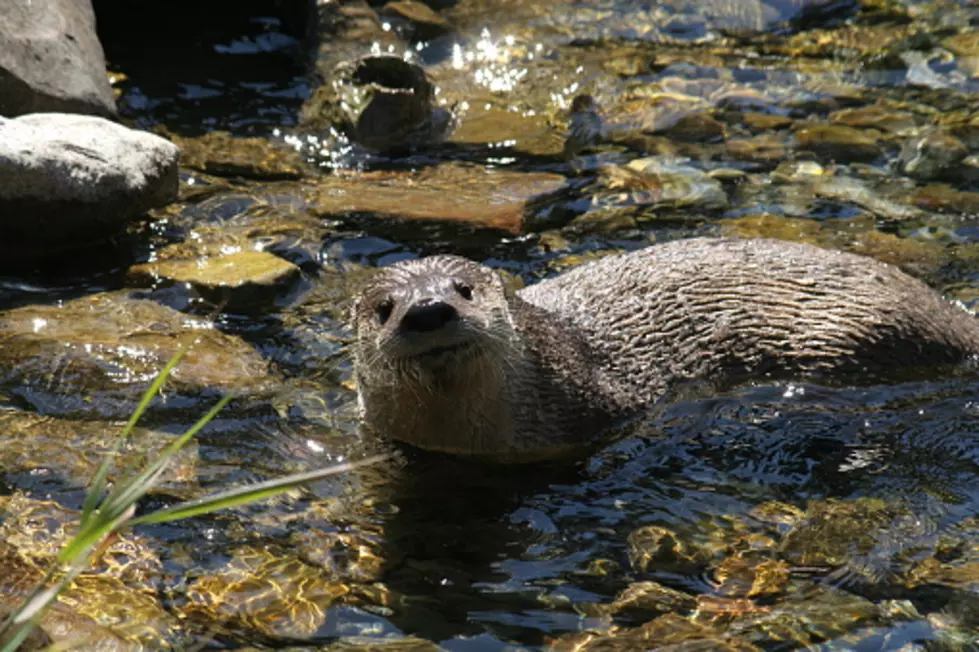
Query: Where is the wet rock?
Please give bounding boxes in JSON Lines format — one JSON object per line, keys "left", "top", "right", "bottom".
{"left": 0, "top": 411, "right": 198, "bottom": 496}
{"left": 720, "top": 213, "right": 821, "bottom": 244}
{"left": 292, "top": 529, "right": 387, "bottom": 583}
{"left": 943, "top": 30, "right": 979, "bottom": 78}
{"left": 663, "top": 113, "right": 726, "bottom": 142}
{"left": 848, "top": 230, "right": 946, "bottom": 275}
{"left": 565, "top": 207, "right": 640, "bottom": 235}
{"left": 313, "top": 0, "right": 401, "bottom": 73}
{"left": 129, "top": 249, "right": 302, "bottom": 313}
{"left": 166, "top": 188, "right": 331, "bottom": 269}
{"left": 596, "top": 157, "right": 728, "bottom": 213}
{"left": 380, "top": 1, "right": 454, "bottom": 42}
{"left": 181, "top": 545, "right": 350, "bottom": 639}
{"left": 301, "top": 55, "right": 454, "bottom": 153}
{"left": 0, "top": 493, "right": 180, "bottom": 648}
{"left": 450, "top": 103, "right": 565, "bottom": 158}
{"left": 711, "top": 557, "right": 791, "bottom": 599}
{"left": 910, "top": 184, "right": 979, "bottom": 214}
{"left": 813, "top": 176, "right": 922, "bottom": 221}
{"left": 781, "top": 498, "right": 904, "bottom": 569}
{"left": 740, "top": 112, "right": 793, "bottom": 131}
{"left": 171, "top": 131, "right": 306, "bottom": 181}
{"left": 939, "top": 110, "right": 979, "bottom": 150}
{"left": 576, "top": 581, "right": 697, "bottom": 621}
{"left": 899, "top": 131, "right": 968, "bottom": 181}
{"left": 310, "top": 163, "right": 567, "bottom": 233}
{"left": 829, "top": 106, "right": 916, "bottom": 133}
{"left": 0, "top": 0, "right": 116, "bottom": 117}
{"left": 628, "top": 525, "right": 712, "bottom": 575}
{"left": 562, "top": 94, "right": 606, "bottom": 159}
{"left": 794, "top": 124, "right": 883, "bottom": 162}
{"left": 549, "top": 612, "right": 752, "bottom": 651}
{"left": 771, "top": 160, "right": 826, "bottom": 183}
{"left": 728, "top": 584, "right": 881, "bottom": 649}
{"left": 0, "top": 113, "right": 179, "bottom": 264}
{"left": 725, "top": 134, "right": 787, "bottom": 164}
{"left": 0, "top": 291, "right": 272, "bottom": 417}
{"left": 749, "top": 501, "right": 806, "bottom": 529}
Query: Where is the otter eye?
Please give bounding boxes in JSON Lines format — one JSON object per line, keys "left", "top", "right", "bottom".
{"left": 454, "top": 282, "right": 473, "bottom": 300}
{"left": 376, "top": 298, "right": 394, "bottom": 325}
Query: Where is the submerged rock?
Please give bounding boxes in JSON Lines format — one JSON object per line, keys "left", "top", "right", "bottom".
{"left": 172, "top": 131, "right": 306, "bottom": 181}
{"left": 794, "top": 124, "right": 883, "bottom": 162}
{"left": 0, "top": 493, "right": 181, "bottom": 648}
{"left": 910, "top": 184, "right": 979, "bottom": 214}
{"left": 310, "top": 163, "right": 567, "bottom": 233}
{"left": 181, "top": 545, "right": 350, "bottom": 639}
{"left": 899, "top": 131, "right": 968, "bottom": 181}
{"left": 380, "top": 0, "right": 454, "bottom": 42}
{"left": 0, "top": 410, "right": 198, "bottom": 496}
{"left": 301, "top": 55, "right": 454, "bottom": 153}
{"left": 0, "top": 113, "right": 179, "bottom": 264}
{"left": 0, "top": 0, "right": 116, "bottom": 117}
{"left": 576, "top": 581, "right": 698, "bottom": 621}
{"left": 129, "top": 249, "right": 302, "bottom": 313}
{"left": 813, "top": 176, "right": 922, "bottom": 222}
{"left": 595, "top": 157, "right": 728, "bottom": 213}
{"left": 829, "top": 106, "right": 916, "bottom": 133}
{"left": 0, "top": 291, "right": 272, "bottom": 417}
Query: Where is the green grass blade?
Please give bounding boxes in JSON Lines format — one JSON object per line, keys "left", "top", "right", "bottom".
{"left": 98, "top": 394, "right": 233, "bottom": 521}
{"left": 58, "top": 508, "right": 135, "bottom": 566}
{"left": 127, "top": 455, "right": 386, "bottom": 527}
{"left": 80, "top": 345, "right": 191, "bottom": 526}
{"left": 1, "top": 622, "right": 37, "bottom": 652}
{"left": 1, "top": 542, "right": 99, "bottom": 651}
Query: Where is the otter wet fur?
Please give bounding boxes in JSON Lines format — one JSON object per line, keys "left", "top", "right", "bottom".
{"left": 351, "top": 237, "right": 979, "bottom": 461}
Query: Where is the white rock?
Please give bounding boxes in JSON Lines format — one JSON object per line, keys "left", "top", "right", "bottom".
{"left": 0, "top": 113, "right": 180, "bottom": 264}
{"left": 0, "top": 0, "right": 116, "bottom": 117}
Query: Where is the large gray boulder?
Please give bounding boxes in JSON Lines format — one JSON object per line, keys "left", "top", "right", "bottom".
{"left": 0, "top": 113, "right": 180, "bottom": 263}
{"left": 0, "top": 0, "right": 116, "bottom": 117}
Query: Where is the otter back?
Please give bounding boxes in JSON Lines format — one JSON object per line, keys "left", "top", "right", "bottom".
{"left": 518, "top": 237, "right": 979, "bottom": 412}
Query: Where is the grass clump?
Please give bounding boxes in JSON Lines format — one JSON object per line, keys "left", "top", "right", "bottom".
{"left": 0, "top": 345, "right": 382, "bottom": 651}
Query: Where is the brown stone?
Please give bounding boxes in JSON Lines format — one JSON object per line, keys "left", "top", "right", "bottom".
{"left": 310, "top": 163, "right": 567, "bottom": 233}
{"left": 794, "top": 125, "right": 882, "bottom": 162}
{"left": 725, "top": 134, "right": 787, "bottom": 163}
{"left": 172, "top": 131, "right": 306, "bottom": 180}
{"left": 741, "top": 112, "right": 793, "bottom": 131}
{"left": 129, "top": 250, "right": 302, "bottom": 312}
{"left": 829, "top": 106, "right": 916, "bottom": 133}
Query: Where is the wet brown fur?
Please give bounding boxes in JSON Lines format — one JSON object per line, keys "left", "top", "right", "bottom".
{"left": 352, "top": 237, "right": 979, "bottom": 459}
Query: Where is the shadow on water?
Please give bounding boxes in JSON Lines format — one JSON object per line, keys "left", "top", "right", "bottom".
{"left": 338, "top": 372, "right": 979, "bottom": 647}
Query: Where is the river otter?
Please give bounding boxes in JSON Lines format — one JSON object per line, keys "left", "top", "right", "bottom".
{"left": 351, "top": 237, "right": 979, "bottom": 460}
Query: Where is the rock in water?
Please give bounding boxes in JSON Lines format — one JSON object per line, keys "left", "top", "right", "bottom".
{"left": 0, "top": 113, "right": 179, "bottom": 264}
{"left": 0, "top": 0, "right": 116, "bottom": 117}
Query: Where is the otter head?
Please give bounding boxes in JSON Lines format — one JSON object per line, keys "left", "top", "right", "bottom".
{"left": 353, "top": 255, "right": 514, "bottom": 367}
{"left": 351, "top": 255, "right": 520, "bottom": 452}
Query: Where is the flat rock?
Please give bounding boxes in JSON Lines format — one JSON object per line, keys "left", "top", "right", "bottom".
{"left": 0, "top": 410, "right": 198, "bottom": 497}
{"left": 0, "top": 0, "right": 116, "bottom": 117}
{"left": 794, "top": 124, "right": 883, "bottom": 162}
{"left": 0, "top": 113, "right": 179, "bottom": 263}
{"left": 829, "top": 106, "right": 916, "bottom": 133}
{"left": 171, "top": 131, "right": 306, "bottom": 180}
{"left": 129, "top": 249, "right": 302, "bottom": 312}
{"left": 910, "top": 184, "right": 979, "bottom": 214}
{"left": 0, "top": 291, "right": 272, "bottom": 417}
{"left": 310, "top": 163, "right": 567, "bottom": 233}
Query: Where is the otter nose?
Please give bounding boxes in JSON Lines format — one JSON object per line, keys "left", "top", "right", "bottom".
{"left": 400, "top": 298, "right": 458, "bottom": 332}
